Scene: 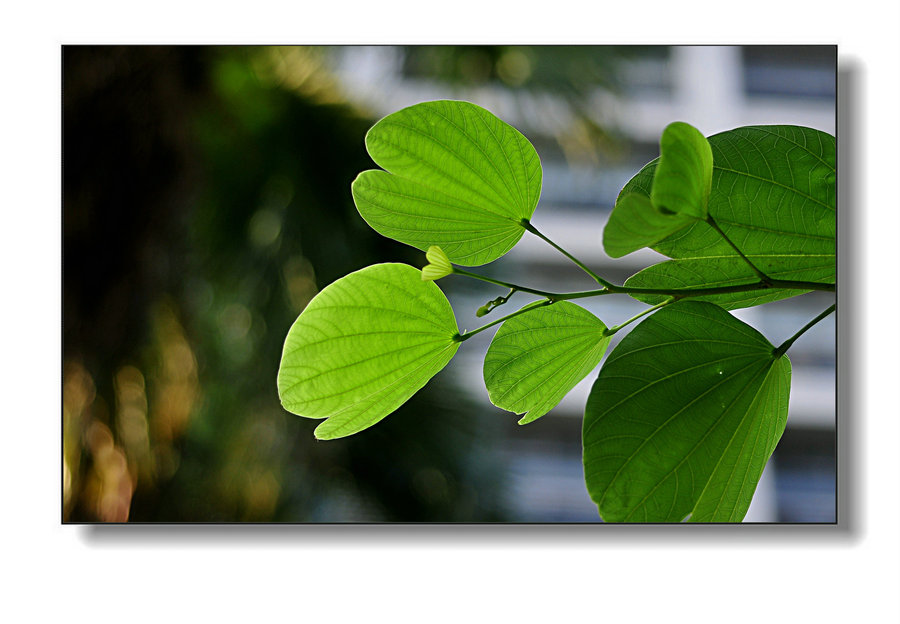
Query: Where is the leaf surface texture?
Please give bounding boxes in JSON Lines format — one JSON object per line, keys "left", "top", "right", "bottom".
{"left": 352, "top": 100, "right": 542, "bottom": 266}
{"left": 582, "top": 301, "right": 791, "bottom": 522}
{"left": 277, "top": 263, "right": 459, "bottom": 439}
{"left": 484, "top": 302, "right": 610, "bottom": 424}
{"left": 617, "top": 126, "right": 835, "bottom": 308}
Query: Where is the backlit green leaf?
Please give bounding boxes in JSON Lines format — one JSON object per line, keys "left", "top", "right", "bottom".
{"left": 484, "top": 302, "right": 610, "bottom": 425}
{"left": 616, "top": 126, "right": 835, "bottom": 308}
{"left": 582, "top": 301, "right": 790, "bottom": 522}
{"left": 602, "top": 122, "right": 711, "bottom": 257}
{"left": 650, "top": 121, "right": 713, "bottom": 220}
{"left": 421, "top": 245, "right": 453, "bottom": 281}
{"left": 602, "top": 193, "right": 693, "bottom": 259}
{"left": 277, "top": 263, "right": 460, "bottom": 440}
{"left": 351, "top": 100, "right": 542, "bottom": 266}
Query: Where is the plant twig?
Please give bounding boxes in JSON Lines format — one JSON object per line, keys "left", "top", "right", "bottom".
{"left": 521, "top": 219, "right": 615, "bottom": 288}
{"left": 772, "top": 304, "right": 835, "bottom": 357}
{"left": 452, "top": 267, "right": 834, "bottom": 300}
{"left": 453, "top": 299, "right": 554, "bottom": 342}
{"left": 604, "top": 298, "right": 677, "bottom": 336}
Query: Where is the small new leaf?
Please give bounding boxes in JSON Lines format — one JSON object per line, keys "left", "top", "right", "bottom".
{"left": 421, "top": 245, "right": 453, "bottom": 281}
{"left": 603, "top": 193, "right": 693, "bottom": 259}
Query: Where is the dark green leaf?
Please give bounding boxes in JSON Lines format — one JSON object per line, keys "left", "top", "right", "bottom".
{"left": 277, "top": 263, "right": 460, "bottom": 440}
{"left": 582, "top": 301, "right": 790, "bottom": 522}
{"left": 617, "top": 126, "right": 835, "bottom": 308}
{"left": 689, "top": 356, "right": 790, "bottom": 522}
{"left": 351, "top": 100, "right": 542, "bottom": 266}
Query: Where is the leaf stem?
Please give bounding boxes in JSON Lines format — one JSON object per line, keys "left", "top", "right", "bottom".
{"left": 454, "top": 299, "right": 554, "bottom": 342}
{"left": 772, "top": 304, "right": 835, "bottom": 357}
{"left": 452, "top": 266, "right": 834, "bottom": 300}
{"left": 521, "top": 219, "right": 615, "bottom": 288}
{"left": 706, "top": 216, "right": 772, "bottom": 284}
{"left": 604, "top": 298, "right": 676, "bottom": 336}
{"left": 453, "top": 267, "right": 571, "bottom": 299}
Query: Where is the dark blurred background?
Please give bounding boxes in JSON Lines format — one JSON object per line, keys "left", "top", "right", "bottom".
{"left": 62, "top": 45, "right": 836, "bottom": 522}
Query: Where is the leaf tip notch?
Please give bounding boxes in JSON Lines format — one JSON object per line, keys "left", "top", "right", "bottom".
{"left": 516, "top": 411, "right": 543, "bottom": 426}
{"left": 353, "top": 100, "right": 543, "bottom": 267}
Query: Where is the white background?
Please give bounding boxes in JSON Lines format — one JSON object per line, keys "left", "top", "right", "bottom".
{"left": 1, "top": 2, "right": 897, "bottom": 622}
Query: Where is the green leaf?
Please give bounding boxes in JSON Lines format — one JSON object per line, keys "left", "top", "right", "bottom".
{"left": 277, "top": 263, "right": 460, "bottom": 440}
{"left": 617, "top": 126, "right": 835, "bottom": 308}
{"left": 484, "top": 302, "right": 610, "bottom": 425}
{"left": 351, "top": 100, "right": 542, "bottom": 266}
{"left": 602, "top": 122, "right": 711, "bottom": 257}
{"left": 689, "top": 356, "right": 790, "bottom": 522}
{"left": 602, "top": 193, "right": 694, "bottom": 259}
{"left": 650, "top": 121, "right": 713, "bottom": 220}
{"left": 624, "top": 254, "right": 835, "bottom": 310}
{"left": 421, "top": 245, "right": 454, "bottom": 281}
{"left": 582, "top": 301, "right": 790, "bottom": 522}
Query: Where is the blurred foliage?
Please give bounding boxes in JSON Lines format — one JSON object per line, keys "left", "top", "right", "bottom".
{"left": 402, "top": 45, "right": 652, "bottom": 93}
{"left": 401, "top": 45, "right": 663, "bottom": 161}
{"left": 63, "top": 46, "right": 509, "bottom": 522}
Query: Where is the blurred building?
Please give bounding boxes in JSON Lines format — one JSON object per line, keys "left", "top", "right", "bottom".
{"left": 328, "top": 45, "right": 836, "bottom": 522}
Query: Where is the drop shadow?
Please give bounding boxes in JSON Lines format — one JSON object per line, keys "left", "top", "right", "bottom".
{"left": 78, "top": 518, "right": 846, "bottom": 549}
{"left": 835, "top": 60, "right": 862, "bottom": 538}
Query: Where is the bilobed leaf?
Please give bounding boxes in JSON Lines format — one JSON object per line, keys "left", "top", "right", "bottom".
{"left": 351, "top": 100, "right": 542, "bottom": 266}
{"left": 602, "top": 122, "right": 711, "bottom": 258}
{"left": 582, "top": 301, "right": 790, "bottom": 522}
{"left": 650, "top": 121, "right": 713, "bottom": 219}
{"left": 484, "top": 302, "right": 610, "bottom": 425}
{"left": 616, "top": 126, "right": 835, "bottom": 309}
{"left": 277, "top": 263, "right": 460, "bottom": 440}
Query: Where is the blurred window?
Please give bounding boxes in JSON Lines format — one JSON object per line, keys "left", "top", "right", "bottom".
{"left": 741, "top": 45, "right": 836, "bottom": 99}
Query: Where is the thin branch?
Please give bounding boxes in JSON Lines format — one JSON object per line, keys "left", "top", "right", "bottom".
{"left": 521, "top": 219, "right": 615, "bottom": 288}
{"left": 454, "top": 299, "right": 554, "bottom": 342}
{"left": 604, "top": 298, "right": 676, "bottom": 336}
{"left": 772, "top": 304, "right": 835, "bottom": 357}
{"left": 452, "top": 267, "right": 834, "bottom": 301}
